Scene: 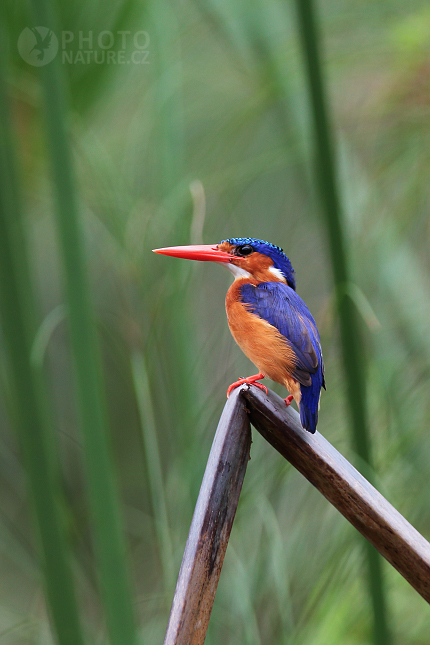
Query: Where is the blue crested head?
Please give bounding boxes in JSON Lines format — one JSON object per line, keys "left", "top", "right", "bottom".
{"left": 221, "top": 237, "right": 296, "bottom": 290}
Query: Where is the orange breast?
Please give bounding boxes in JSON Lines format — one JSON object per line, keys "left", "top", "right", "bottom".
{"left": 225, "top": 279, "right": 299, "bottom": 396}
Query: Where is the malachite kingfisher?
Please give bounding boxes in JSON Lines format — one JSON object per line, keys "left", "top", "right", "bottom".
{"left": 153, "top": 238, "right": 325, "bottom": 433}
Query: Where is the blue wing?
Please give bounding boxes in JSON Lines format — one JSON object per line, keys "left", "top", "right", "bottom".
{"left": 240, "top": 281, "right": 325, "bottom": 433}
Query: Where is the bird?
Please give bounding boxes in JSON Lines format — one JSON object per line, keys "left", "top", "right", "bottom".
{"left": 153, "top": 238, "right": 325, "bottom": 433}
{"left": 30, "top": 27, "right": 53, "bottom": 62}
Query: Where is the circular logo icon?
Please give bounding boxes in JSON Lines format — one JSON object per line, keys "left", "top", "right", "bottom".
{"left": 18, "top": 27, "right": 58, "bottom": 66}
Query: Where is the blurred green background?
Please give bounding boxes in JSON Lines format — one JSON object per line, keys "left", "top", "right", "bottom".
{"left": 1, "top": 0, "right": 430, "bottom": 643}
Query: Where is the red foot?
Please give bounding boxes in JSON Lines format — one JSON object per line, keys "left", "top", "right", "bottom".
{"left": 284, "top": 395, "right": 294, "bottom": 407}
{"left": 227, "top": 373, "right": 268, "bottom": 398}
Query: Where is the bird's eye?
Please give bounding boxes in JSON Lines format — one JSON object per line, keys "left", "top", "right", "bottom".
{"left": 236, "top": 244, "right": 254, "bottom": 257}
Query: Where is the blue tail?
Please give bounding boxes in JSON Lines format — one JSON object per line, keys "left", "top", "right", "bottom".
{"left": 299, "top": 402, "right": 318, "bottom": 434}
{"left": 299, "top": 373, "right": 322, "bottom": 434}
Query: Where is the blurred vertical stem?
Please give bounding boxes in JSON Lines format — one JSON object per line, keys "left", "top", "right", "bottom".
{"left": 131, "top": 351, "right": 175, "bottom": 596}
{"left": 149, "top": 0, "right": 200, "bottom": 439}
{"left": 0, "top": 58, "right": 84, "bottom": 645}
{"left": 29, "top": 2, "right": 137, "bottom": 644}
{"left": 294, "top": 0, "right": 390, "bottom": 643}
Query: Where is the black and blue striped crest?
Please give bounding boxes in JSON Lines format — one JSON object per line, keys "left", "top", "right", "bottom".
{"left": 222, "top": 238, "right": 296, "bottom": 290}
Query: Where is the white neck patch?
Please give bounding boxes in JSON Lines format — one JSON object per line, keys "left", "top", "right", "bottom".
{"left": 268, "top": 266, "right": 286, "bottom": 282}
{"left": 222, "top": 262, "right": 252, "bottom": 280}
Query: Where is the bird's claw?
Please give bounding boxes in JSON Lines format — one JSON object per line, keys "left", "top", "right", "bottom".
{"left": 284, "top": 395, "right": 294, "bottom": 407}
{"left": 252, "top": 382, "right": 268, "bottom": 395}
{"left": 227, "top": 374, "right": 267, "bottom": 398}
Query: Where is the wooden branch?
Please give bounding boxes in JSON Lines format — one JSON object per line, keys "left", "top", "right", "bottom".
{"left": 165, "top": 383, "right": 430, "bottom": 645}
{"left": 163, "top": 388, "right": 251, "bottom": 645}
{"left": 241, "top": 385, "right": 430, "bottom": 603}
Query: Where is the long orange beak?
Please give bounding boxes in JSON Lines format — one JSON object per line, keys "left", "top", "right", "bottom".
{"left": 152, "top": 244, "right": 237, "bottom": 263}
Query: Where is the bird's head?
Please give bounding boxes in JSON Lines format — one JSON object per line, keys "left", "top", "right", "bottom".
{"left": 153, "top": 237, "right": 296, "bottom": 289}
